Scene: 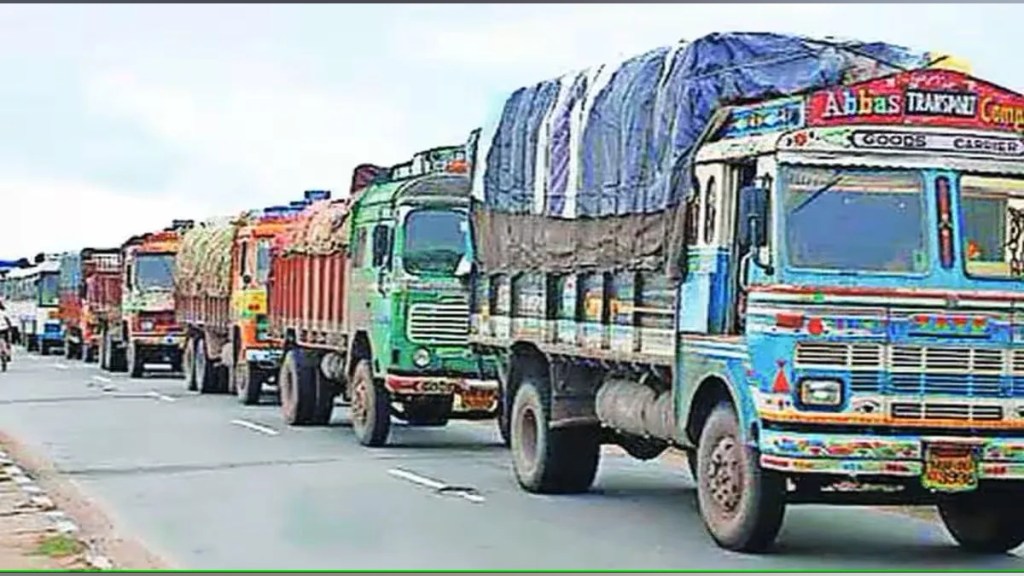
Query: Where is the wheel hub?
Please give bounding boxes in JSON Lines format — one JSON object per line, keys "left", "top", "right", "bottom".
{"left": 351, "top": 379, "right": 368, "bottom": 428}
{"left": 707, "top": 435, "right": 743, "bottom": 514}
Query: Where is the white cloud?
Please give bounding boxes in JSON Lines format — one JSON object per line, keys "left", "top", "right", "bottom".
{"left": 1, "top": 175, "right": 208, "bottom": 257}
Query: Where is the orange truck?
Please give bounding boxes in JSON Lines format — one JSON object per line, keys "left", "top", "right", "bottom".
{"left": 58, "top": 248, "right": 122, "bottom": 363}
{"left": 175, "top": 194, "right": 317, "bottom": 403}
{"left": 98, "top": 221, "right": 191, "bottom": 376}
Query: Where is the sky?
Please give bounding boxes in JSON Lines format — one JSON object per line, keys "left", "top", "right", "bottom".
{"left": 0, "top": 3, "right": 1019, "bottom": 259}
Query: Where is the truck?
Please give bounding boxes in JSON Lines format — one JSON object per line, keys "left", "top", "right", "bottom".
{"left": 58, "top": 248, "right": 122, "bottom": 362}
{"left": 176, "top": 195, "right": 313, "bottom": 402}
{"left": 468, "top": 32, "right": 1024, "bottom": 554}
{"left": 98, "top": 222, "right": 191, "bottom": 377}
{"left": 2, "top": 255, "right": 63, "bottom": 354}
{"left": 267, "top": 144, "right": 501, "bottom": 446}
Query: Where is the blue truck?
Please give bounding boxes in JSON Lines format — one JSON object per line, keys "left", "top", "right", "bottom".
{"left": 468, "top": 32, "right": 1024, "bottom": 553}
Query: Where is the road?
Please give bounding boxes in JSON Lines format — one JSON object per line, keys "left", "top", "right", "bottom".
{"left": 1, "top": 351, "right": 1023, "bottom": 570}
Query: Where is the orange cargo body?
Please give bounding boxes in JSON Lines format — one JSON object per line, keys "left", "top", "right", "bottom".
{"left": 267, "top": 199, "right": 350, "bottom": 350}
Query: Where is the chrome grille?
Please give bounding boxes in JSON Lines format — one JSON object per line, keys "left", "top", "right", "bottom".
{"left": 407, "top": 299, "right": 470, "bottom": 346}
{"left": 890, "top": 402, "right": 1004, "bottom": 421}
{"left": 795, "top": 342, "right": 1018, "bottom": 397}
{"left": 890, "top": 345, "right": 1004, "bottom": 374}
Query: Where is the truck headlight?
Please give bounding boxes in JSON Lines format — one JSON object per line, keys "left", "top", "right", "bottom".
{"left": 141, "top": 321, "right": 155, "bottom": 332}
{"left": 413, "top": 348, "right": 431, "bottom": 368}
{"left": 799, "top": 378, "right": 843, "bottom": 407}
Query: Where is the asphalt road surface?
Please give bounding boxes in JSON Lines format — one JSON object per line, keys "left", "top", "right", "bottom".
{"left": 1, "top": 351, "right": 1024, "bottom": 570}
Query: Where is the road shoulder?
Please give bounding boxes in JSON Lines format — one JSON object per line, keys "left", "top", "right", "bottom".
{"left": 0, "top": 429, "right": 170, "bottom": 570}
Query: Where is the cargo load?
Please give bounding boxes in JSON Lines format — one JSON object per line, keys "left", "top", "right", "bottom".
{"left": 471, "top": 31, "right": 930, "bottom": 276}
{"left": 175, "top": 215, "right": 247, "bottom": 299}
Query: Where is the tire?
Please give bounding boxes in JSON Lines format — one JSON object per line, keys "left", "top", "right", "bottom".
{"left": 278, "top": 348, "right": 319, "bottom": 426}
{"left": 99, "top": 330, "right": 110, "bottom": 371}
{"left": 938, "top": 489, "right": 1024, "bottom": 554}
{"left": 182, "top": 336, "right": 197, "bottom": 391}
{"left": 311, "top": 371, "right": 336, "bottom": 426}
{"left": 349, "top": 359, "right": 391, "bottom": 446}
{"left": 195, "top": 338, "right": 219, "bottom": 394}
{"left": 403, "top": 396, "right": 451, "bottom": 427}
{"left": 510, "top": 372, "right": 601, "bottom": 494}
{"left": 39, "top": 342, "right": 49, "bottom": 356}
{"left": 83, "top": 344, "right": 97, "bottom": 364}
{"left": 695, "top": 403, "right": 786, "bottom": 553}
{"left": 235, "top": 351, "right": 263, "bottom": 406}
{"left": 128, "top": 343, "right": 144, "bottom": 378}
{"left": 64, "top": 340, "right": 74, "bottom": 359}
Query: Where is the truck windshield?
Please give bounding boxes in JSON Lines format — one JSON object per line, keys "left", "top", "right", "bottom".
{"left": 402, "top": 209, "right": 469, "bottom": 276}
{"left": 134, "top": 254, "right": 175, "bottom": 291}
{"left": 961, "top": 174, "right": 1024, "bottom": 280}
{"left": 255, "top": 239, "right": 271, "bottom": 285}
{"left": 782, "top": 165, "right": 928, "bottom": 274}
{"left": 38, "top": 273, "right": 59, "bottom": 307}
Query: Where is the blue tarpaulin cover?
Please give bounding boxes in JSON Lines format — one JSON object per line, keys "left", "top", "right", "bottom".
{"left": 471, "top": 31, "right": 929, "bottom": 274}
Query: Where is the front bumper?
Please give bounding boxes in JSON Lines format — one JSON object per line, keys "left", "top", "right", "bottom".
{"left": 133, "top": 334, "right": 186, "bottom": 348}
{"left": 385, "top": 374, "right": 500, "bottom": 413}
{"left": 760, "top": 428, "right": 1024, "bottom": 481}
{"left": 245, "top": 347, "right": 282, "bottom": 364}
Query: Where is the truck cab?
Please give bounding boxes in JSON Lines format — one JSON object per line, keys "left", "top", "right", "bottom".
{"left": 673, "top": 67, "right": 1024, "bottom": 549}
{"left": 223, "top": 204, "right": 306, "bottom": 403}
{"left": 104, "top": 223, "right": 190, "bottom": 377}
{"left": 345, "top": 145, "right": 499, "bottom": 444}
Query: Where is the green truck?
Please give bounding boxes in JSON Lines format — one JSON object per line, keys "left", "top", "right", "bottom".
{"left": 268, "top": 139, "right": 502, "bottom": 446}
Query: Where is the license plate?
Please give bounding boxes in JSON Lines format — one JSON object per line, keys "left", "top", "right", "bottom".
{"left": 922, "top": 444, "right": 978, "bottom": 492}
{"left": 459, "top": 391, "right": 495, "bottom": 411}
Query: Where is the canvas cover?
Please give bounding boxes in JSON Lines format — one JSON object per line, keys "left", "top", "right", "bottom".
{"left": 472, "top": 31, "right": 931, "bottom": 276}
{"left": 175, "top": 216, "right": 245, "bottom": 298}
{"left": 281, "top": 200, "right": 352, "bottom": 257}
{"left": 58, "top": 252, "right": 81, "bottom": 294}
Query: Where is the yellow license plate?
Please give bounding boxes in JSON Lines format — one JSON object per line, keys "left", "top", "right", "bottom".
{"left": 459, "top": 392, "right": 495, "bottom": 411}
{"left": 922, "top": 445, "right": 978, "bottom": 492}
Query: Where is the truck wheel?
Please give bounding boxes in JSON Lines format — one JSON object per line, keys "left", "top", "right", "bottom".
{"left": 938, "top": 489, "right": 1024, "bottom": 553}
{"left": 510, "top": 375, "right": 601, "bottom": 494}
{"left": 696, "top": 402, "right": 786, "bottom": 553}
{"left": 128, "top": 343, "right": 144, "bottom": 378}
{"left": 278, "top": 348, "right": 319, "bottom": 426}
{"left": 182, "top": 337, "right": 197, "bottom": 391}
{"left": 195, "top": 338, "right": 219, "bottom": 394}
{"left": 311, "top": 371, "right": 336, "bottom": 426}
{"left": 39, "top": 341, "right": 49, "bottom": 356}
{"left": 64, "top": 340, "right": 74, "bottom": 359}
{"left": 99, "top": 331, "right": 110, "bottom": 371}
{"left": 236, "top": 360, "right": 263, "bottom": 406}
{"left": 403, "top": 396, "right": 451, "bottom": 427}
{"left": 349, "top": 359, "right": 391, "bottom": 446}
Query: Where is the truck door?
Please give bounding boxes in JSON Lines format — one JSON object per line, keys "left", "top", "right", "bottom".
{"left": 726, "top": 161, "right": 761, "bottom": 335}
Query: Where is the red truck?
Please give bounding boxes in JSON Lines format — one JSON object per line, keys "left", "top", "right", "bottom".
{"left": 58, "top": 248, "right": 122, "bottom": 362}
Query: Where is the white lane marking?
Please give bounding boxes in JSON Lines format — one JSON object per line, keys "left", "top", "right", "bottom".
{"left": 388, "top": 468, "right": 446, "bottom": 490}
{"left": 388, "top": 468, "right": 486, "bottom": 504}
{"left": 230, "top": 419, "right": 279, "bottom": 436}
{"left": 52, "top": 363, "right": 69, "bottom": 370}
{"left": 91, "top": 375, "right": 112, "bottom": 383}
{"left": 147, "top": 391, "right": 177, "bottom": 403}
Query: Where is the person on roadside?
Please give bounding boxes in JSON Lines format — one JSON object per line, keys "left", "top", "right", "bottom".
{"left": 0, "top": 300, "right": 13, "bottom": 366}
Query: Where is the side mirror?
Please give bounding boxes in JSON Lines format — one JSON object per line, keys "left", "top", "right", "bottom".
{"left": 738, "top": 185, "right": 773, "bottom": 275}
{"left": 242, "top": 274, "right": 252, "bottom": 286}
{"left": 454, "top": 254, "right": 473, "bottom": 279}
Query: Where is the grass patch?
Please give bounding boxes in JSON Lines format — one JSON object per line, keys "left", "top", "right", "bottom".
{"left": 33, "top": 534, "right": 84, "bottom": 558}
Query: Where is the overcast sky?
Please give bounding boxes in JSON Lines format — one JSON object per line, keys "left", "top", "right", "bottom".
{"left": 0, "top": 3, "right": 1017, "bottom": 258}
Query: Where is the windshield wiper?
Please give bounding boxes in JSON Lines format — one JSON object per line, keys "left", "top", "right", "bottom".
{"left": 791, "top": 174, "right": 844, "bottom": 214}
